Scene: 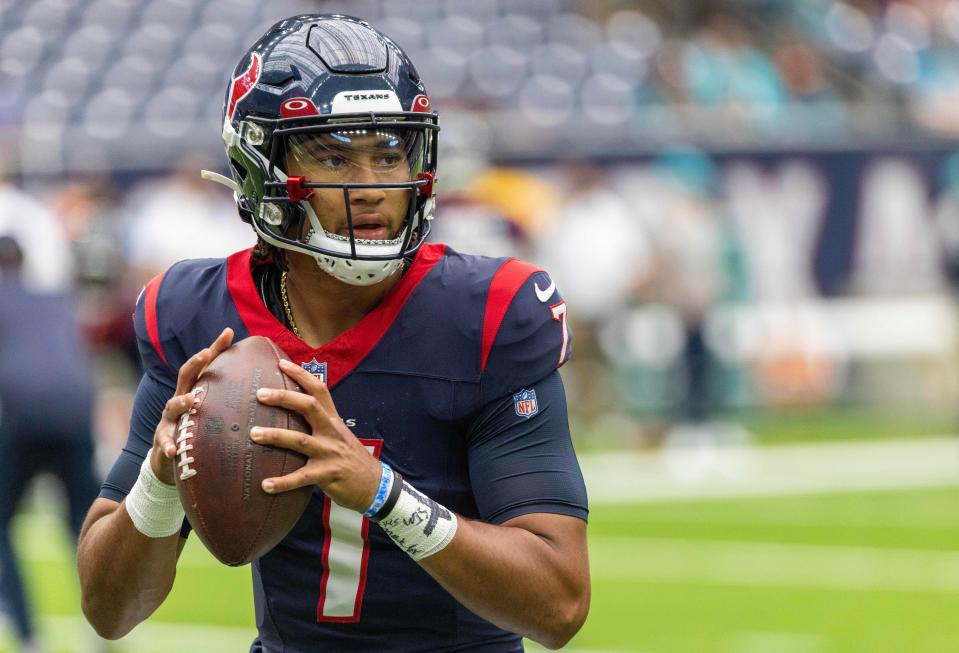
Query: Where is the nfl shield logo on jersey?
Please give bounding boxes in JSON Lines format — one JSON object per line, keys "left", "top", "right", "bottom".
{"left": 513, "top": 389, "right": 538, "bottom": 418}
{"left": 301, "top": 358, "right": 328, "bottom": 384}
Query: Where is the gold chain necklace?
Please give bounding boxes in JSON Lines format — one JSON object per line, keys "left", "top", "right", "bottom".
{"left": 280, "top": 271, "right": 299, "bottom": 336}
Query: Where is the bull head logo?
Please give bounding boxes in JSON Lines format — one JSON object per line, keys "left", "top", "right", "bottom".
{"left": 227, "top": 52, "right": 262, "bottom": 122}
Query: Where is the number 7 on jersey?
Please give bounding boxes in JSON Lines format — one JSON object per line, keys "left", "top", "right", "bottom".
{"left": 550, "top": 301, "right": 571, "bottom": 367}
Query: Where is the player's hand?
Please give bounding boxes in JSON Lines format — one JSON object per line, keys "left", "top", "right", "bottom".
{"left": 150, "top": 328, "right": 234, "bottom": 485}
{"left": 251, "top": 359, "right": 381, "bottom": 513}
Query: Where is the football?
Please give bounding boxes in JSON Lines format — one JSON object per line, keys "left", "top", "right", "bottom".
{"left": 174, "top": 335, "right": 313, "bottom": 566}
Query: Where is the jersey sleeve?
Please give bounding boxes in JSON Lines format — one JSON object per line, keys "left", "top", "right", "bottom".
{"left": 99, "top": 372, "right": 192, "bottom": 537}
{"left": 467, "top": 370, "right": 588, "bottom": 524}
{"left": 478, "top": 263, "right": 572, "bottom": 404}
{"left": 99, "top": 372, "right": 171, "bottom": 501}
{"left": 104, "top": 262, "right": 190, "bottom": 501}
{"left": 103, "top": 267, "right": 178, "bottom": 500}
{"left": 132, "top": 257, "right": 233, "bottom": 386}
{"left": 132, "top": 271, "right": 180, "bottom": 388}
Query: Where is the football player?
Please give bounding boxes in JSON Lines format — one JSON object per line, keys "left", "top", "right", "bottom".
{"left": 77, "top": 14, "right": 589, "bottom": 652}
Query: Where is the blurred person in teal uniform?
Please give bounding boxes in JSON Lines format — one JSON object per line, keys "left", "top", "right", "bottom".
{"left": 647, "top": 147, "right": 747, "bottom": 430}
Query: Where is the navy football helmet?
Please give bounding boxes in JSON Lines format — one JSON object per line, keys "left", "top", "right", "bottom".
{"left": 206, "top": 14, "right": 439, "bottom": 285}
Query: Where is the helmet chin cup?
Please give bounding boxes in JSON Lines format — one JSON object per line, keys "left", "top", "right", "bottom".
{"left": 304, "top": 204, "right": 407, "bottom": 286}
{"left": 312, "top": 253, "right": 403, "bottom": 286}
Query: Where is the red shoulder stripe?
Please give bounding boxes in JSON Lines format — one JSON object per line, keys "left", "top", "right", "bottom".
{"left": 480, "top": 259, "right": 542, "bottom": 373}
{"left": 143, "top": 272, "right": 168, "bottom": 366}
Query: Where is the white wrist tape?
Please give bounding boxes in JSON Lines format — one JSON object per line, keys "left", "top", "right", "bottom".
{"left": 377, "top": 481, "right": 458, "bottom": 561}
{"left": 125, "top": 456, "right": 185, "bottom": 538}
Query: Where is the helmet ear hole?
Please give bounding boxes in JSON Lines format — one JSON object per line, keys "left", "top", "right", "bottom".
{"left": 237, "top": 197, "right": 255, "bottom": 224}
{"left": 230, "top": 158, "right": 248, "bottom": 182}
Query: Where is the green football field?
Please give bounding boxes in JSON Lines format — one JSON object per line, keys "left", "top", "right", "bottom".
{"left": 2, "top": 441, "right": 959, "bottom": 653}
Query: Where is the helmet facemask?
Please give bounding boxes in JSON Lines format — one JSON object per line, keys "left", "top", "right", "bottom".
{"left": 227, "top": 112, "right": 438, "bottom": 286}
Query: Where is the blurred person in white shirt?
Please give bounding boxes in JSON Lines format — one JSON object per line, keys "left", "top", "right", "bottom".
{"left": 539, "top": 162, "right": 655, "bottom": 429}
{"left": 123, "top": 154, "right": 254, "bottom": 284}
{"left": 0, "top": 166, "right": 73, "bottom": 292}
{"left": 542, "top": 162, "right": 654, "bottom": 321}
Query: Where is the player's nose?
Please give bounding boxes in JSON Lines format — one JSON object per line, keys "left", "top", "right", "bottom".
{"left": 347, "top": 165, "right": 388, "bottom": 204}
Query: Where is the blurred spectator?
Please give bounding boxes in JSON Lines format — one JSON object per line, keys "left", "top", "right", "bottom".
{"left": 539, "top": 162, "right": 654, "bottom": 427}
{"left": 52, "top": 177, "right": 125, "bottom": 289}
{"left": 0, "top": 236, "right": 100, "bottom": 653}
{"left": 542, "top": 162, "right": 653, "bottom": 319}
{"left": 682, "top": 12, "right": 786, "bottom": 131}
{"left": 50, "top": 179, "right": 134, "bottom": 353}
{"left": 774, "top": 37, "right": 848, "bottom": 136}
{"left": 600, "top": 147, "right": 749, "bottom": 434}
{"left": 643, "top": 148, "right": 732, "bottom": 424}
{"left": 433, "top": 166, "right": 561, "bottom": 259}
{"left": 433, "top": 192, "right": 530, "bottom": 260}
{"left": 904, "top": 1, "right": 959, "bottom": 135}
{"left": 122, "top": 153, "right": 254, "bottom": 284}
{"left": 0, "top": 165, "right": 73, "bottom": 292}
{"left": 934, "top": 150, "right": 959, "bottom": 286}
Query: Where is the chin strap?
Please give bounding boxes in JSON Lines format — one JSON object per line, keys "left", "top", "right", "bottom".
{"left": 200, "top": 170, "right": 241, "bottom": 194}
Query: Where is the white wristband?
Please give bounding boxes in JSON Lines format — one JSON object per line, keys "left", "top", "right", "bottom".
{"left": 125, "top": 456, "right": 185, "bottom": 538}
{"left": 377, "top": 481, "right": 458, "bottom": 561}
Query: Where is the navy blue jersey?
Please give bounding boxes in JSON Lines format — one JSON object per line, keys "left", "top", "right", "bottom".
{"left": 0, "top": 281, "right": 94, "bottom": 440}
{"left": 100, "top": 243, "right": 587, "bottom": 653}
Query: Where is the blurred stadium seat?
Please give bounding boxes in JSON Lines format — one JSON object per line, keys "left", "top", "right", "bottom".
{"left": 4, "top": 0, "right": 959, "bottom": 168}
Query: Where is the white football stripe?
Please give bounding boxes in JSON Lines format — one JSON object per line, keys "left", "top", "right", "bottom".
{"left": 582, "top": 436, "right": 959, "bottom": 504}
{"left": 591, "top": 535, "right": 959, "bottom": 592}
{"left": 5, "top": 615, "right": 621, "bottom": 653}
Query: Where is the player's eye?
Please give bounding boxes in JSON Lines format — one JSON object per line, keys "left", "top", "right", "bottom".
{"left": 318, "top": 154, "right": 349, "bottom": 172}
{"left": 372, "top": 153, "right": 403, "bottom": 169}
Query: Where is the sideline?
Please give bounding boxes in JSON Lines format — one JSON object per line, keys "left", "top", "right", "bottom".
{"left": 581, "top": 436, "right": 959, "bottom": 504}
{"left": 590, "top": 535, "right": 959, "bottom": 593}
{"left": 0, "top": 615, "right": 626, "bottom": 653}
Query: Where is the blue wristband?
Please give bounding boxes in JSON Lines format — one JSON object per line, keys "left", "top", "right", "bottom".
{"left": 363, "top": 462, "right": 394, "bottom": 518}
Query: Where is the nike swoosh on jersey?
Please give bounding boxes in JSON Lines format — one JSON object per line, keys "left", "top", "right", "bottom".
{"left": 534, "top": 279, "right": 556, "bottom": 303}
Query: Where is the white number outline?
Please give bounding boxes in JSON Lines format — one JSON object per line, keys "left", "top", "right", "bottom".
{"left": 316, "top": 438, "right": 382, "bottom": 622}
{"left": 549, "top": 300, "right": 571, "bottom": 367}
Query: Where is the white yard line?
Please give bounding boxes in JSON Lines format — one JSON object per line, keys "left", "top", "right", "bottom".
{"left": 728, "top": 631, "right": 826, "bottom": 653}
{"left": 591, "top": 534, "right": 959, "bottom": 593}
{"left": 1, "top": 615, "right": 626, "bottom": 653}
{"left": 582, "top": 436, "right": 959, "bottom": 504}
{"left": 0, "top": 616, "right": 255, "bottom": 653}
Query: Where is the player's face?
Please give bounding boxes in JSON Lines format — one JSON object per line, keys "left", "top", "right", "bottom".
{"left": 285, "top": 129, "right": 417, "bottom": 242}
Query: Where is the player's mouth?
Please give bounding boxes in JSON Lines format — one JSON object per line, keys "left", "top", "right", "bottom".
{"left": 343, "top": 214, "right": 392, "bottom": 241}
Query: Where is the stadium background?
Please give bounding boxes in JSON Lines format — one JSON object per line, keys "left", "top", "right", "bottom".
{"left": 3, "top": 0, "right": 959, "bottom": 651}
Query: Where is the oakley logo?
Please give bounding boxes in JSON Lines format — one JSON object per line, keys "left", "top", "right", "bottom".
{"left": 281, "top": 97, "right": 319, "bottom": 118}
{"left": 412, "top": 94, "right": 431, "bottom": 112}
